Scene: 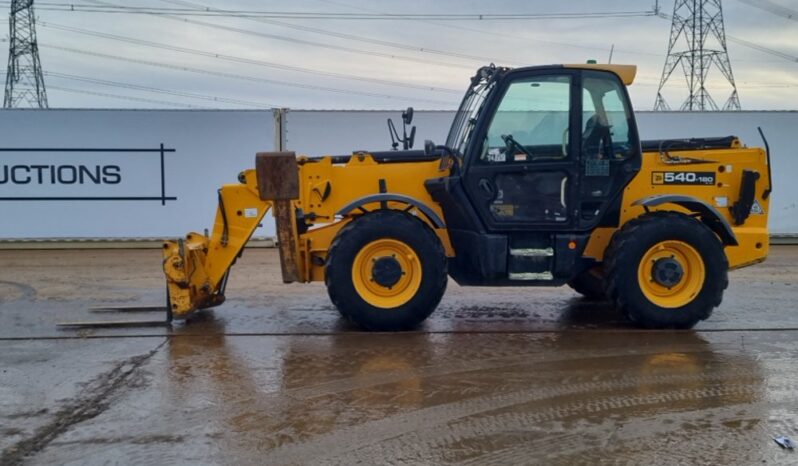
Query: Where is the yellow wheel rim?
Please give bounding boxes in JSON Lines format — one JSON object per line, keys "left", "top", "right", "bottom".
{"left": 352, "top": 239, "right": 422, "bottom": 309}
{"left": 637, "top": 240, "right": 705, "bottom": 308}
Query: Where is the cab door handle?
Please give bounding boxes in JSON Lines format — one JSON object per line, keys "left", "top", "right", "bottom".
{"left": 478, "top": 178, "right": 495, "bottom": 198}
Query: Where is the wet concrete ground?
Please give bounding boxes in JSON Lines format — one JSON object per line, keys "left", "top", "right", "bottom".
{"left": 1, "top": 247, "right": 797, "bottom": 464}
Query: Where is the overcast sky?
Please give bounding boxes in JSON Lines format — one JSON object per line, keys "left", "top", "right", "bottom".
{"left": 2, "top": 0, "right": 797, "bottom": 110}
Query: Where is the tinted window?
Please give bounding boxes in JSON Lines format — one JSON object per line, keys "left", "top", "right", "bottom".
{"left": 480, "top": 75, "right": 572, "bottom": 164}
{"left": 582, "top": 72, "right": 633, "bottom": 160}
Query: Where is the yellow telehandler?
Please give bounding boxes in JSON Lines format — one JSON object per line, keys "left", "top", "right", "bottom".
{"left": 162, "top": 63, "right": 771, "bottom": 330}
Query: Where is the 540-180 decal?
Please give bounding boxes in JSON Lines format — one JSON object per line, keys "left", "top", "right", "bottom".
{"left": 652, "top": 171, "right": 716, "bottom": 186}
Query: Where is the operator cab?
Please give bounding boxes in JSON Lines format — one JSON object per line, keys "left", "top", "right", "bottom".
{"left": 427, "top": 64, "right": 642, "bottom": 285}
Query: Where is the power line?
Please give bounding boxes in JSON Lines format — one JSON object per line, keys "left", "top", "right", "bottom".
{"left": 321, "top": 0, "right": 790, "bottom": 63}
{"left": 0, "top": 2, "right": 659, "bottom": 20}
{"left": 734, "top": 0, "right": 797, "bottom": 22}
{"left": 77, "top": 0, "right": 474, "bottom": 71}
{"left": 739, "top": 82, "right": 798, "bottom": 88}
{"left": 45, "top": 71, "right": 277, "bottom": 107}
{"left": 156, "top": 0, "right": 664, "bottom": 65}
{"left": 38, "top": 21, "right": 463, "bottom": 94}
{"left": 40, "top": 43, "right": 457, "bottom": 106}
{"left": 147, "top": 17, "right": 471, "bottom": 70}
{"left": 316, "top": 0, "right": 664, "bottom": 58}
{"left": 159, "top": 0, "right": 519, "bottom": 66}
{"left": 48, "top": 85, "right": 207, "bottom": 108}
{"left": 726, "top": 35, "right": 798, "bottom": 62}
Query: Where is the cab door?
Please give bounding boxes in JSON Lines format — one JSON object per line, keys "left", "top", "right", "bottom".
{"left": 463, "top": 70, "right": 580, "bottom": 232}
{"left": 577, "top": 70, "right": 641, "bottom": 229}
{"left": 462, "top": 69, "right": 641, "bottom": 233}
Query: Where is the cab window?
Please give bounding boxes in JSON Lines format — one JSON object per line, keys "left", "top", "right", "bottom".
{"left": 480, "top": 75, "right": 572, "bottom": 164}
{"left": 582, "top": 71, "right": 633, "bottom": 161}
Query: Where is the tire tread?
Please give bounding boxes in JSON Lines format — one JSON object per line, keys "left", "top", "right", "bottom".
{"left": 325, "top": 211, "right": 447, "bottom": 331}
{"left": 604, "top": 211, "right": 728, "bottom": 328}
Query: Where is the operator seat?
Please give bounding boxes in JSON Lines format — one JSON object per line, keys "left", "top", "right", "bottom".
{"left": 582, "top": 114, "right": 612, "bottom": 159}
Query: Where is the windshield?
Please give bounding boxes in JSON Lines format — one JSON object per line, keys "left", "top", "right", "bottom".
{"left": 445, "top": 67, "right": 501, "bottom": 156}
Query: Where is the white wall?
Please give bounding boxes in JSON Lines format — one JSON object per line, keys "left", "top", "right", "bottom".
{"left": 0, "top": 109, "right": 275, "bottom": 238}
{"left": 1, "top": 109, "right": 795, "bottom": 239}
{"left": 283, "top": 110, "right": 454, "bottom": 156}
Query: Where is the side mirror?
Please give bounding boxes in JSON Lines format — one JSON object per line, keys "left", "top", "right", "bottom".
{"left": 402, "top": 107, "right": 414, "bottom": 125}
{"left": 424, "top": 139, "right": 435, "bottom": 156}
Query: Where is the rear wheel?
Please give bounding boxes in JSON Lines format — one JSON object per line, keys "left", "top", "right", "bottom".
{"left": 567, "top": 268, "right": 606, "bottom": 300}
{"left": 605, "top": 212, "right": 728, "bottom": 329}
{"left": 325, "top": 211, "right": 447, "bottom": 331}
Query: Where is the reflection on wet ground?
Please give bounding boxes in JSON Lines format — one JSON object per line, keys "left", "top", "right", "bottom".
{"left": 5, "top": 316, "right": 797, "bottom": 465}
{"left": 154, "top": 322, "right": 794, "bottom": 465}
{"left": 1, "top": 248, "right": 798, "bottom": 464}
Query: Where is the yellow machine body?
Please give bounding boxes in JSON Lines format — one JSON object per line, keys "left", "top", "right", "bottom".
{"left": 163, "top": 154, "right": 454, "bottom": 318}
{"left": 584, "top": 143, "right": 770, "bottom": 269}
{"left": 164, "top": 142, "right": 769, "bottom": 319}
{"left": 162, "top": 63, "right": 771, "bottom": 321}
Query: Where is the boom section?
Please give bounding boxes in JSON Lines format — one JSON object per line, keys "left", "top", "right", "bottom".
{"left": 163, "top": 168, "right": 272, "bottom": 319}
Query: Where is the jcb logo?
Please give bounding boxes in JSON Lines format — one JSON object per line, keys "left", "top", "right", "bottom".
{"left": 652, "top": 173, "right": 665, "bottom": 184}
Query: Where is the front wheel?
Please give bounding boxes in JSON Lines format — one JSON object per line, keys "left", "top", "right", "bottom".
{"left": 605, "top": 212, "right": 728, "bottom": 329}
{"left": 325, "top": 211, "right": 448, "bottom": 331}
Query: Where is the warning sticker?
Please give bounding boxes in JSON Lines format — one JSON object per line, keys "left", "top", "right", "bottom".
{"left": 486, "top": 148, "right": 506, "bottom": 163}
{"left": 750, "top": 200, "right": 764, "bottom": 215}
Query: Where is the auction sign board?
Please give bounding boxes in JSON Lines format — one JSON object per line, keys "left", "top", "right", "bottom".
{"left": 0, "top": 109, "right": 276, "bottom": 239}
{"left": 0, "top": 145, "right": 174, "bottom": 203}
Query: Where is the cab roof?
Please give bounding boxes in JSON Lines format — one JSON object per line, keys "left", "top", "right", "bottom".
{"left": 564, "top": 64, "right": 637, "bottom": 85}
{"left": 502, "top": 64, "right": 637, "bottom": 86}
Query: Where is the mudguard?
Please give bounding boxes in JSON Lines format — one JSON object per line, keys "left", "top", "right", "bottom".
{"left": 632, "top": 194, "right": 738, "bottom": 246}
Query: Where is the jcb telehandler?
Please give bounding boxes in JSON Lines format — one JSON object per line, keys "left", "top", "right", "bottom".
{"left": 163, "top": 63, "right": 771, "bottom": 330}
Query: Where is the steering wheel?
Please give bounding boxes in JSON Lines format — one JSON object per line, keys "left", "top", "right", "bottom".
{"left": 501, "top": 134, "right": 526, "bottom": 159}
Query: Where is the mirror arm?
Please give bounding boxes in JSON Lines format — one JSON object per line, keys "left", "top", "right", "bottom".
{"left": 387, "top": 119, "right": 400, "bottom": 150}
{"left": 402, "top": 120, "right": 409, "bottom": 150}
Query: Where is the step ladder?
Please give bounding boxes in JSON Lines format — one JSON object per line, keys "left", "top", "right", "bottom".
{"left": 508, "top": 241, "right": 555, "bottom": 281}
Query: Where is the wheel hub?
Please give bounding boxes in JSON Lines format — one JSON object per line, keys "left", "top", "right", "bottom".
{"left": 371, "top": 256, "right": 403, "bottom": 288}
{"left": 652, "top": 257, "right": 684, "bottom": 288}
{"left": 352, "top": 238, "right": 422, "bottom": 309}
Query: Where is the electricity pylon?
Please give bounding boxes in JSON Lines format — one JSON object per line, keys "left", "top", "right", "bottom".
{"left": 654, "top": 0, "right": 740, "bottom": 111}
{"left": 4, "top": 0, "right": 48, "bottom": 108}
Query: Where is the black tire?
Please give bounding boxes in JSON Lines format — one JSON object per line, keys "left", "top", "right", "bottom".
{"left": 567, "top": 268, "right": 606, "bottom": 300}
{"left": 325, "top": 210, "right": 448, "bottom": 331}
{"left": 605, "top": 211, "right": 728, "bottom": 329}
